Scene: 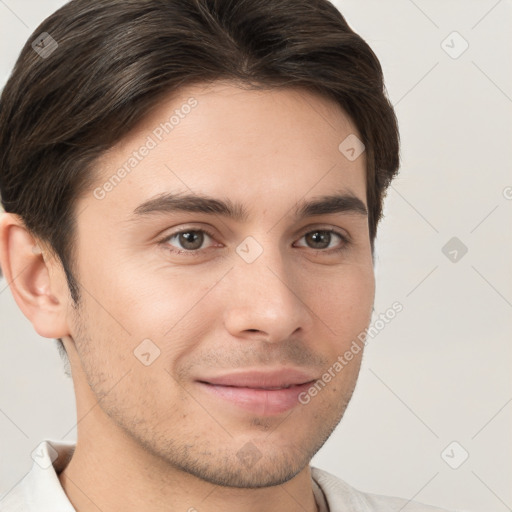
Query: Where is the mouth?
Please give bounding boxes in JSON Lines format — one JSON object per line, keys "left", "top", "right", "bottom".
{"left": 195, "top": 368, "right": 318, "bottom": 415}
{"left": 198, "top": 382, "right": 310, "bottom": 390}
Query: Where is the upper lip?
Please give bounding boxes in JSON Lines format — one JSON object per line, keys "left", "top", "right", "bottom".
{"left": 197, "top": 368, "right": 318, "bottom": 389}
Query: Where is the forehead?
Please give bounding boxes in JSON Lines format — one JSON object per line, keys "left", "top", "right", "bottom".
{"left": 82, "top": 81, "right": 367, "bottom": 222}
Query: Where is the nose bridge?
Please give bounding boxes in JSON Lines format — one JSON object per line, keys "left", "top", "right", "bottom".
{"left": 237, "top": 231, "right": 295, "bottom": 294}
{"left": 223, "top": 235, "right": 313, "bottom": 342}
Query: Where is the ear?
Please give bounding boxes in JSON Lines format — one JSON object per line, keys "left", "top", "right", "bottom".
{"left": 0, "top": 213, "right": 71, "bottom": 339}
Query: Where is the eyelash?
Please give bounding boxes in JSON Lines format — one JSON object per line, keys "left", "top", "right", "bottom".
{"left": 158, "top": 227, "right": 350, "bottom": 256}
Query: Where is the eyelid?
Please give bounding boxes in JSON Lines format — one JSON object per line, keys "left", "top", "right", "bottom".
{"left": 295, "top": 223, "right": 350, "bottom": 241}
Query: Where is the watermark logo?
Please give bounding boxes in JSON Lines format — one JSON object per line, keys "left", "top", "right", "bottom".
{"left": 236, "top": 441, "right": 262, "bottom": 469}
{"left": 236, "top": 236, "right": 264, "bottom": 263}
{"left": 338, "top": 134, "right": 365, "bottom": 161}
{"left": 442, "top": 237, "right": 468, "bottom": 263}
{"left": 32, "top": 32, "right": 58, "bottom": 59}
{"left": 441, "top": 441, "right": 469, "bottom": 469}
{"left": 31, "top": 442, "right": 58, "bottom": 469}
{"left": 133, "top": 338, "right": 161, "bottom": 366}
{"left": 441, "top": 31, "right": 469, "bottom": 59}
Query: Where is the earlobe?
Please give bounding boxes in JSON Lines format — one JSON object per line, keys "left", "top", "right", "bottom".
{"left": 0, "top": 213, "right": 71, "bottom": 339}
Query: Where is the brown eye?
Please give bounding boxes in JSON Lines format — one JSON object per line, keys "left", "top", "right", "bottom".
{"left": 177, "top": 231, "right": 204, "bottom": 250}
{"left": 162, "top": 229, "right": 216, "bottom": 254}
{"left": 296, "top": 229, "right": 348, "bottom": 252}
{"left": 304, "top": 230, "right": 333, "bottom": 249}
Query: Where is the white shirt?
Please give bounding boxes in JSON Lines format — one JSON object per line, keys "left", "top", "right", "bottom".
{"left": 1, "top": 440, "right": 454, "bottom": 512}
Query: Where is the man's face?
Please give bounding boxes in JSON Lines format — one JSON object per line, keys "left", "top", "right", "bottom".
{"left": 66, "top": 81, "right": 375, "bottom": 487}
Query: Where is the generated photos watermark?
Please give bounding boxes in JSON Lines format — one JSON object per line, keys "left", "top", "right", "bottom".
{"left": 298, "top": 301, "right": 403, "bottom": 405}
{"left": 93, "top": 97, "right": 198, "bottom": 200}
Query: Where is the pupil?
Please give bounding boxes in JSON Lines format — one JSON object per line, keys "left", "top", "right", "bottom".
{"left": 308, "top": 231, "right": 330, "bottom": 249}
{"left": 180, "top": 231, "right": 203, "bottom": 250}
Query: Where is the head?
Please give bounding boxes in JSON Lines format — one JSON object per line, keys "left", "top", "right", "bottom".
{"left": 0, "top": 0, "right": 399, "bottom": 488}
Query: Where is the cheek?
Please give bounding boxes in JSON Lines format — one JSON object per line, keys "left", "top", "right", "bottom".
{"left": 78, "top": 260, "right": 222, "bottom": 372}
{"left": 118, "top": 265, "right": 221, "bottom": 340}
{"left": 306, "top": 263, "right": 375, "bottom": 343}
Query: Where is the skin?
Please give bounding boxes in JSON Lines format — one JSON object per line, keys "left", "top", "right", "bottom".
{"left": 0, "top": 81, "right": 375, "bottom": 512}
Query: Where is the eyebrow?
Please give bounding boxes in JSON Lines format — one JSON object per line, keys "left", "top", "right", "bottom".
{"left": 131, "top": 191, "right": 368, "bottom": 222}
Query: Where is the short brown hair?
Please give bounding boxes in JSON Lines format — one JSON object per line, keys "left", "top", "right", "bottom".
{"left": 0, "top": 0, "right": 399, "bottom": 356}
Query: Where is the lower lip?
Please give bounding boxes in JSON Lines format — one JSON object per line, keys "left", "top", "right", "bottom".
{"left": 197, "top": 381, "right": 315, "bottom": 415}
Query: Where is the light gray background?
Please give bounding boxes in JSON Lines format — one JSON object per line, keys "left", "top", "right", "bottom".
{"left": 1, "top": 1, "right": 511, "bottom": 511}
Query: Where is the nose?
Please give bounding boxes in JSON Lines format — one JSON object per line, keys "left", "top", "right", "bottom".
{"left": 223, "top": 244, "right": 315, "bottom": 344}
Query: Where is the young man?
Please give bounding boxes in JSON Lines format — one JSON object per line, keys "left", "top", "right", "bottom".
{"left": 0, "top": 0, "right": 451, "bottom": 510}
